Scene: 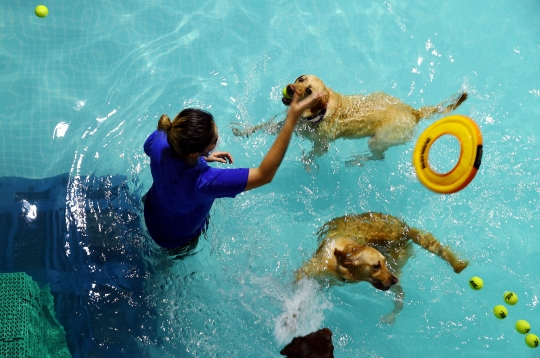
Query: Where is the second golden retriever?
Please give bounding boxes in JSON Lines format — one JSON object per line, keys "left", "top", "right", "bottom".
{"left": 233, "top": 75, "right": 467, "bottom": 170}
{"left": 296, "top": 212, "right": 468, "bottom": 324}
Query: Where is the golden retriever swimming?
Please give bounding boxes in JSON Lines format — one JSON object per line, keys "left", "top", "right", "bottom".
{"left": 296, "top": 212, "right": 468, "bottom": 324}
{"left": 232, "top": 75, "right": 467, "bottom": 170}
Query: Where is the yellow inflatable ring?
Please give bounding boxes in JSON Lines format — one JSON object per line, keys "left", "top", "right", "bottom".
{"left": 413, "top": 114, "right": 483, "bottom": 194}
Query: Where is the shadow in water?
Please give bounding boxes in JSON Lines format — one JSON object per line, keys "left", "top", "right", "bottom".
{"left": 0, "top": 173, "right": 169, "bottom": 357}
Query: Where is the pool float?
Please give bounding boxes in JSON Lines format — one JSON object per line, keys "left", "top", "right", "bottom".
{"left": 413, "top": 114, "right": 482, "bottom": 194}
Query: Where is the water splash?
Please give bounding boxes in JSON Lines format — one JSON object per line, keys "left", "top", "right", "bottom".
{"left": 53, "top": 122, "right": 70, "bottom": 139}
{"left": 21, "top": 199, "right": 37, "bottom": 222}
{"left": 273, "top": 278, "right": 332, "bottom": 346}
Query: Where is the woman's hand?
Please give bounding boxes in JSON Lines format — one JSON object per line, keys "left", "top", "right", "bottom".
{"left": 287, "top": 90, "right": 325, "bottom": 121}
{"left": 204, "top": 151, "right": 234, "bottom": 164}
{"left": 244, "top": 91, "right": 325, "bottom": 191}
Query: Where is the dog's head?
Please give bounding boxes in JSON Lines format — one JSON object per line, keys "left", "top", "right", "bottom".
{"left": 282, "top": 75, "right": 329, "bottom": 118}
{"left": 280, "top": 328, "right": 334, "bottom": 358}
{"left": 334, "top": 245, "right": 398, "bottom": 290}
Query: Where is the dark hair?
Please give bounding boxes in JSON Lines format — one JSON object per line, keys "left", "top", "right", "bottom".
{"left": 157, "top": 108, "right": 216, "bottom": 164}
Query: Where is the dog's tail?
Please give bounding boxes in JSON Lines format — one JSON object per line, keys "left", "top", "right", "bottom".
{"left": 415, "top": 92, "right": 468, "bottom": 122}
{"left": 406, "top": 227, "right": 468, "bottom": 273}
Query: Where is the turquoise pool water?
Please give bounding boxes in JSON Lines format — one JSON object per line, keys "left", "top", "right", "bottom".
{"left": 1, "top": 0, "right": 540, "bottom": 357}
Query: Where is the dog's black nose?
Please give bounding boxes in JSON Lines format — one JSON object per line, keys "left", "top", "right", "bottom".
{"left": 391, "top": 276, "right": 399, "bottom": 285}
{"left": 281, "top": 85, "right": 295, "bottom": 106}
{"left": 286, "top": 84, "right": 295, "bottom": 98}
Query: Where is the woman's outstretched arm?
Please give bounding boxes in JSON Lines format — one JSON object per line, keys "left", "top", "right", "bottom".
{"left": 244, "top": 91, "right": 323, "bottom": 191}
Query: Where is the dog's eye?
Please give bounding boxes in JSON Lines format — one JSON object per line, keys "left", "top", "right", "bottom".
{"left": 372, "top": 263, "right": 381, "bottom": 270}
{"left": 296, "top": 76, "right": 305, "bottom": 83}
{"left": 306, "top": 87, "right": 312, "bottom": 95}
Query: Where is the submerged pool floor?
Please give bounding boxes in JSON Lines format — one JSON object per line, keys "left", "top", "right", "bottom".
{"left": 1, "top": 0, "right": 540, "bottom": 357}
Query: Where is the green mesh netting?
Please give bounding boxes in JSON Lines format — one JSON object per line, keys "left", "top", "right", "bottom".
{"left": 0, "top": 272, "right": 71, "bottom": 358}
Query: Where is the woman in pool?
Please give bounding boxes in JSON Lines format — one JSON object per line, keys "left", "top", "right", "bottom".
{"left": 143, "top": 90, "right": 322, "bottom": 253}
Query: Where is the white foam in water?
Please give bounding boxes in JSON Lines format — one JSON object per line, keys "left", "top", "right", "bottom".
{"left": 273, "top": 278, "right": 332, "bottom": 346}
{"left": 21, "top": 199, "right": 37, "bottom": 222}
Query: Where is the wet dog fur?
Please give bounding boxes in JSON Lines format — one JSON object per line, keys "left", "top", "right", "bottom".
{"left": 296, "top": 212, "right": 468, "bottom": 324}
{"left": 232, "top": 75, "right": 467, "bottom": 170}
{"left": 280, "top": 328, "right": 334, "bottom": 358}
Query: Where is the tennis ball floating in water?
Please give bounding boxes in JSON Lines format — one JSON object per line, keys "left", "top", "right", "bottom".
{"left": 35, "top": 5, "right": 48, "bottom": 18}
{"left": 503, "top": 291, "right": 518, "bottom": 305}
{"left": 526, "top": 333, "right": 539, "bottom": 348}
{"left": 282, "top": 86, "right": 292, "bottom": 99}
{"left": 516, "top": 320, "right": 531, "bottom": 334}
{"left": 493, "top": 305, "right": 508, "bottom": 319}
{"left": 469, "top": 276, "right": 483, "bottom": 290}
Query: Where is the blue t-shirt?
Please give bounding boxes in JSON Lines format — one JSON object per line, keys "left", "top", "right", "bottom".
{"left": 143, "top": 130, "right": 249, "bottom": 248}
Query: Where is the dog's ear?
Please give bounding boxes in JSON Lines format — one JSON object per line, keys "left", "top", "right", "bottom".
{"left": 334, "top": 248, "right": 352, "bottom": 266}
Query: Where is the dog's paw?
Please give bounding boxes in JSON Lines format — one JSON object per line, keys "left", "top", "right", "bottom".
{"left": 303, "top": 162, "right": 320, "bottom": 174}
{"left": 302, "top": 159, "right": 320, "bottom": 174}
{"left": 301, "top": 152, "right": 320, "bottom": 174}
{"left": 344, "top": 154, "right": 367, "bottom": 167}
{"left": 380, "top": 313, "right": 396, "bottom": 325}
{"left": 230, "top": 123, "right": 253, "bottom": 137}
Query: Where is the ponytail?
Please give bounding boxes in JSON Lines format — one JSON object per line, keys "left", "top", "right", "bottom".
{"left": 157, "top": 114, "right": 172, "bottom": 132}
{"left": 156, "top": 109, "right": 216, "bottom": 165}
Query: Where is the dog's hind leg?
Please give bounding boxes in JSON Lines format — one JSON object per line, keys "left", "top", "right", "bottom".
{"left": 344, "top": 146, "right": 389, "bottom": 167}
{"left": 407, "top": 228, "right": 468, "bottom": 273}
{"left": 367, "top": 137, "right": 392, "bottom": 161}
{"left": 363, "top": 120, "right": 416, "bottom": 161}
{"left": 344, "top": 153, "right": 371, "bottom": 167}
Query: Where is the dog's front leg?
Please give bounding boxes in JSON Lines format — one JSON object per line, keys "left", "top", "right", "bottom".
{"left": 380, "top": 284, "right": 404, "bottom": 325}
{"left": 302, "top": 139, "right": 329, "bottom": 173}
{"left": 231, "top": 115, "right": 285, "bottom": 137}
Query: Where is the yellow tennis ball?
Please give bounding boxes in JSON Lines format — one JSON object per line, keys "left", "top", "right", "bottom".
{"left": 282, "top": 86, "right": 292, "bottom": 99}
{"left": 493, "top": 305, "right": 508, "bottom": 319}
{"left": 516, "top": 320, "right": 531, "bottom": 334}
{"left": 35, "top": 5, "right": 48, "bottom": 18}
{"left": 503, "top": 291, "right": 518, "bottom": 305}
{"left": 525, "top": 333, "right": 539, "bottom": 348}
{"left": 469, "top": 276, "right": 483, "bottom": 290}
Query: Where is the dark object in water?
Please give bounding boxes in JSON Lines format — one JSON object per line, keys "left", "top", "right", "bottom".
{"left": 280, "top": 328, "right": 334, "bottom": 358}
